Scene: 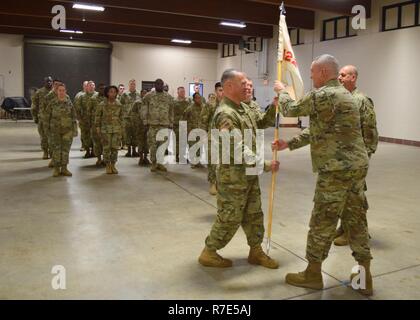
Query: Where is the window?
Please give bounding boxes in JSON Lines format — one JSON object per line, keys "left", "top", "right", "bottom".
{"left": 244, "top": 37, "right": 263, "bottom": 54}
{"left": 288, "top": 28, "right": 304, "bottom": 46}
{"left": 221, "top": 43, "right": 236, "bottom": 58}
{"left": 382, "top": 0, "right": 420, "bottom": 32}
{"left": 322, "top": 16, "right": 357, "bottom": 41}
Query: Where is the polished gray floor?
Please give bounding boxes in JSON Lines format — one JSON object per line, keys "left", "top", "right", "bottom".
{"left": 0, "top": 120, "right": 419, "bottom": 299}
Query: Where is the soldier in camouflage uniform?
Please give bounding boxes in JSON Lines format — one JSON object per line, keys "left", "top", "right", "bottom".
{"left": 272, "top": 55, "right": 373, "bottom": 296}
{"left": 88, "top": 83, "right": 107, "bottom": 167}
{"left": 130, "top": 98, "right": 150, "bottom": 166}
{"left": 74, "top": 81, "right": 88, "bottom": 151}
{"left": 199, "top": 69, "right": 279, "bottom": 270}
{"left": 31, "top": 76, "right": 53, "bottom": 159}
{"left": 120, "top": 79, "right": 141, "bottom": 157}
{"left": 142, "top": 79, "right": 174, "bottom": 172}
{"left": 75, "top": 81, "right": 96, "bottom": 158}
{"left": 95, "top": 86, "right": 123, "bottom": 175}
{"left": 183, "top": 93, "right": 204, "bottom": 168}
{"left": 173, "top": 86, "right": 190, "bottom": 162}
{"left": 200, "top": 82, "right": 224, "bottom": 195}
{"left": 45, "top": 84, "right": 77, "bottom": 177}
{"left": 331, "top": 65, "right": 379, "bottom": 246}
{"left": 117, "top": 83, "right": 125, "bottom": 101}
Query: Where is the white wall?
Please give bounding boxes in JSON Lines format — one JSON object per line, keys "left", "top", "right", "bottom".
{"left": 216, "top": 0, "right": 420, "bottom": 141}
{"left": 111, "top": 42, "right": 218, "bottom": 98}
{"left": 0, "top": 34, "right": 24, "bottom": 100}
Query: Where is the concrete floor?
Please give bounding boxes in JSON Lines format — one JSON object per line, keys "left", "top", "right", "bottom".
{"left": 0, "top": 120, "right": 419, "bottom": 300}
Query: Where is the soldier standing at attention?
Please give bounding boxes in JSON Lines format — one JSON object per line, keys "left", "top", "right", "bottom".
{"left": 75, "top": 80, "right": 96, "bottom": 158}
{"left": 198, "top": 69, "right": 279, "bottom": 269}
{"left": 88, "top": 83, "right": 107, "bottom": 167}
{"left": 243, "top": 79, "right": 276, "bottom": 127}
{"left": 272, "top": 54, "right": 373, "bottom": 296}
{"left": 31, "top": 76, "right": 53, "bottom": 160}
{"left": 183, "top": 93, "right": 204, "bottom": 168}
{"left": 173, "top": 86, "right": 190, "bottom": 163}
{"left": 200, "top": 82, "right": 224, "bottom": 195}
{"left": 130, "top": 97, "right": 150, "bottom": 166}
{"left": 333, "top": 65, "right": 379, "bottom": 246}
{"left": 95, "top": 86, "right": 123, "bottom": 175}
{"left": 74, "top": 81, "right": 88, "bottom": 152}
{"left": 120, "top": 79, "right": 141, "bottom": 157}
{"left": 142, "top": 78, "right": 174, "bottom": 173}
{"left": 43, "top": 79, "right": 68, "bottom": 168}
{"left": 46, "top": 83, "right": 77, "bottom": 177}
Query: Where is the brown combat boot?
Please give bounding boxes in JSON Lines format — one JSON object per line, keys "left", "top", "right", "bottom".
{"left": 150, "top": 163, "right": 157, "bottom": 172}
{"left": 132, "top": 147, "right": 139, "bottom": 157}
{"left": 96, "top": 157, "right": 102, "bottom": 167}
{"left": 83, "top": 150, "right": 90, "bottom": 158}
{"left": 138, "top": 153, "right": 144, "bottom": 166}
{"left": 156, "top": 164, "right": 167, "bottom": 172}
{"left": 350, "top": 261, "right": 373, "bottom": 296}
{"left": 106, "top": 163, "right": 113, "bottom": 174}
{"left": 52, "top": 166, "right": 61, "bottom": 177}
{"left": 285, "top": 261, "right": 324, "bottom": 290}
{"left": 111, "top": 162, "right": 118, "bottom": 174}
{"left": 48, "top": 159, "right": 54, "bottom": 168}
{"left": 125, "top": 146, "right": 132, "bottom": 157}
{"left": 61, "top": 166, "right": 72, "bottom": 177}
{"left": 198, "top": 247, "right": 232, "bottom": 268}
{"left": 248, "top": 245, "right": 279, "bottom": 269}
{"left": 209, "top": 183, "right": 217, "bottom": 196}
{"left": 42, "top": 151, "right": 49, "bottom": 160}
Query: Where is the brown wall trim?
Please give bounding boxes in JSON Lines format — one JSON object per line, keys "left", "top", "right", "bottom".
{"left": 379, "top": 136, "right": 420, "bottom": 147}
{"left": 280, "top": 124, "right": 299, "bottom": 128}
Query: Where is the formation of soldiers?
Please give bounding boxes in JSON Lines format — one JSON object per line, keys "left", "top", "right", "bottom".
{"left": 31, "top": 54, "right": 378, "bottom": 295}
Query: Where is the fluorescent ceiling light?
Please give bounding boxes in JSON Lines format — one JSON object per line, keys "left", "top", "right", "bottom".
{"left": 171, "top": 39, "right": 192, "bottom": 44}
{"left": 220, "top": 21, "right": 247, "bottom": 28}
{"left": 60, "top": 29, "right": 84, "bottom": 34}
{"left": 73, "top": 3, "right": 105, "bottom": 11}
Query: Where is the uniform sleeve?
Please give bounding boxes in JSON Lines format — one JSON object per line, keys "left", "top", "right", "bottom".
{"left": 45, "top": 100, "right": 53, "bottom": 134}
{"left": 199, "top": 104, "right": 209, "bottom": 131}
{"left": 360, "top": 97, "right": 379, "bottom": 156}
{"left": 31, "top": 91, "right": 39, "bottom": 122}
{"left": 256, "top": 103, "right": 276, "bottom": 129}
{"left": 95, "top": 103, "right": 103, "bottom": 130}
{"left": 169, "top": 98, "right": 175, "bottom": 126}
{"left": 287, "top": 127, "right": 311, "bottom": 150}
{"left": 74, "top": 96, "right": 81, "bottom": 120}
{"left": 214, "top": 112, "right": 257, "bottom": 167}
{"left": 278, "top": 91, "right": 314, "bottom": 117}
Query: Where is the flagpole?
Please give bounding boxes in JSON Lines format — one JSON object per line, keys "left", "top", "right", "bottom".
{"left": 266, "top": 2, "right": 285, "bottom": 255}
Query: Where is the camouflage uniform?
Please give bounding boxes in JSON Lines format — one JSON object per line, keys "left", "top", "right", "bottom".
{"left": 75, "top": 91, "right": 96, "bottom": 151}
{"left": 130, "top": 100, "right": 149, "bottom": 156}
{"left": 335, "top": 88, "right": 379, "bottom": 238}
{"left": 278, "top": 79, "right": 372, "bottom": 263}
{"left": 31, "top": 87, "right": 51, "bottom": 155}
{"left": 200, "top": 99, "right": 219, "bottom": 183}
{"left": 95, "top": 100, "right": 123, "bottom": 164}
{"left": 183, "top": 101, "right": 204, "bottom": 162}
{"left": 173, "top": 97, "right": 190, "bottom": 160}
{"left": 88, "top": 93, "right": 106, "bottom": 159}
{"left": 142, "top": 91, "right": 174, "bottom": 164}
{"left": 205, "top": 97, "right": 275, "bottom": 251}
{"left": 120, "top": 91, "right": 141, "bottom": 149}
{"left": 45, "top": 97, "right": 77, "bottom": 168}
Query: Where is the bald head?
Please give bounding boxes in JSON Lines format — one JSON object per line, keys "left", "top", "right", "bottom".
{"left": 338, "top": 65, "right": 358, "bottom": 92}
{"left": 311, "top": 54, "right": 340, "bottom": 88}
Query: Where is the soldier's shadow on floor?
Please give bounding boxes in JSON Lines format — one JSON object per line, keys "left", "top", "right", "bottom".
{"left": 0, "top": 157, "right": 44, "bottom": 163}
{"left": 1, "top": 165, "right": 51, "bottom": 178}
{"left": 11, "top": 149, "right": 41, "bottom": 153}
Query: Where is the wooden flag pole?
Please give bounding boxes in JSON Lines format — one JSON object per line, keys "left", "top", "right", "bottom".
{"left": 266, "top": 4, "right": 284, "bottom": 255}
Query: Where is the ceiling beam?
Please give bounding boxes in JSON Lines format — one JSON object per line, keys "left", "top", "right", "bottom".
{"left": 0, "top": 26, "right": 218, "bottom": 49}
{"left": 247, "top": 0, "right": 372, "bottom": 18}
{"left": 0, "top": 0, "right": 273, "bottom": 37}
{"left": 0, "top": 13, "right": 243, "bottom": 44}
{"left": 52, "top": 0, "right": 315, "bottom": 29}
